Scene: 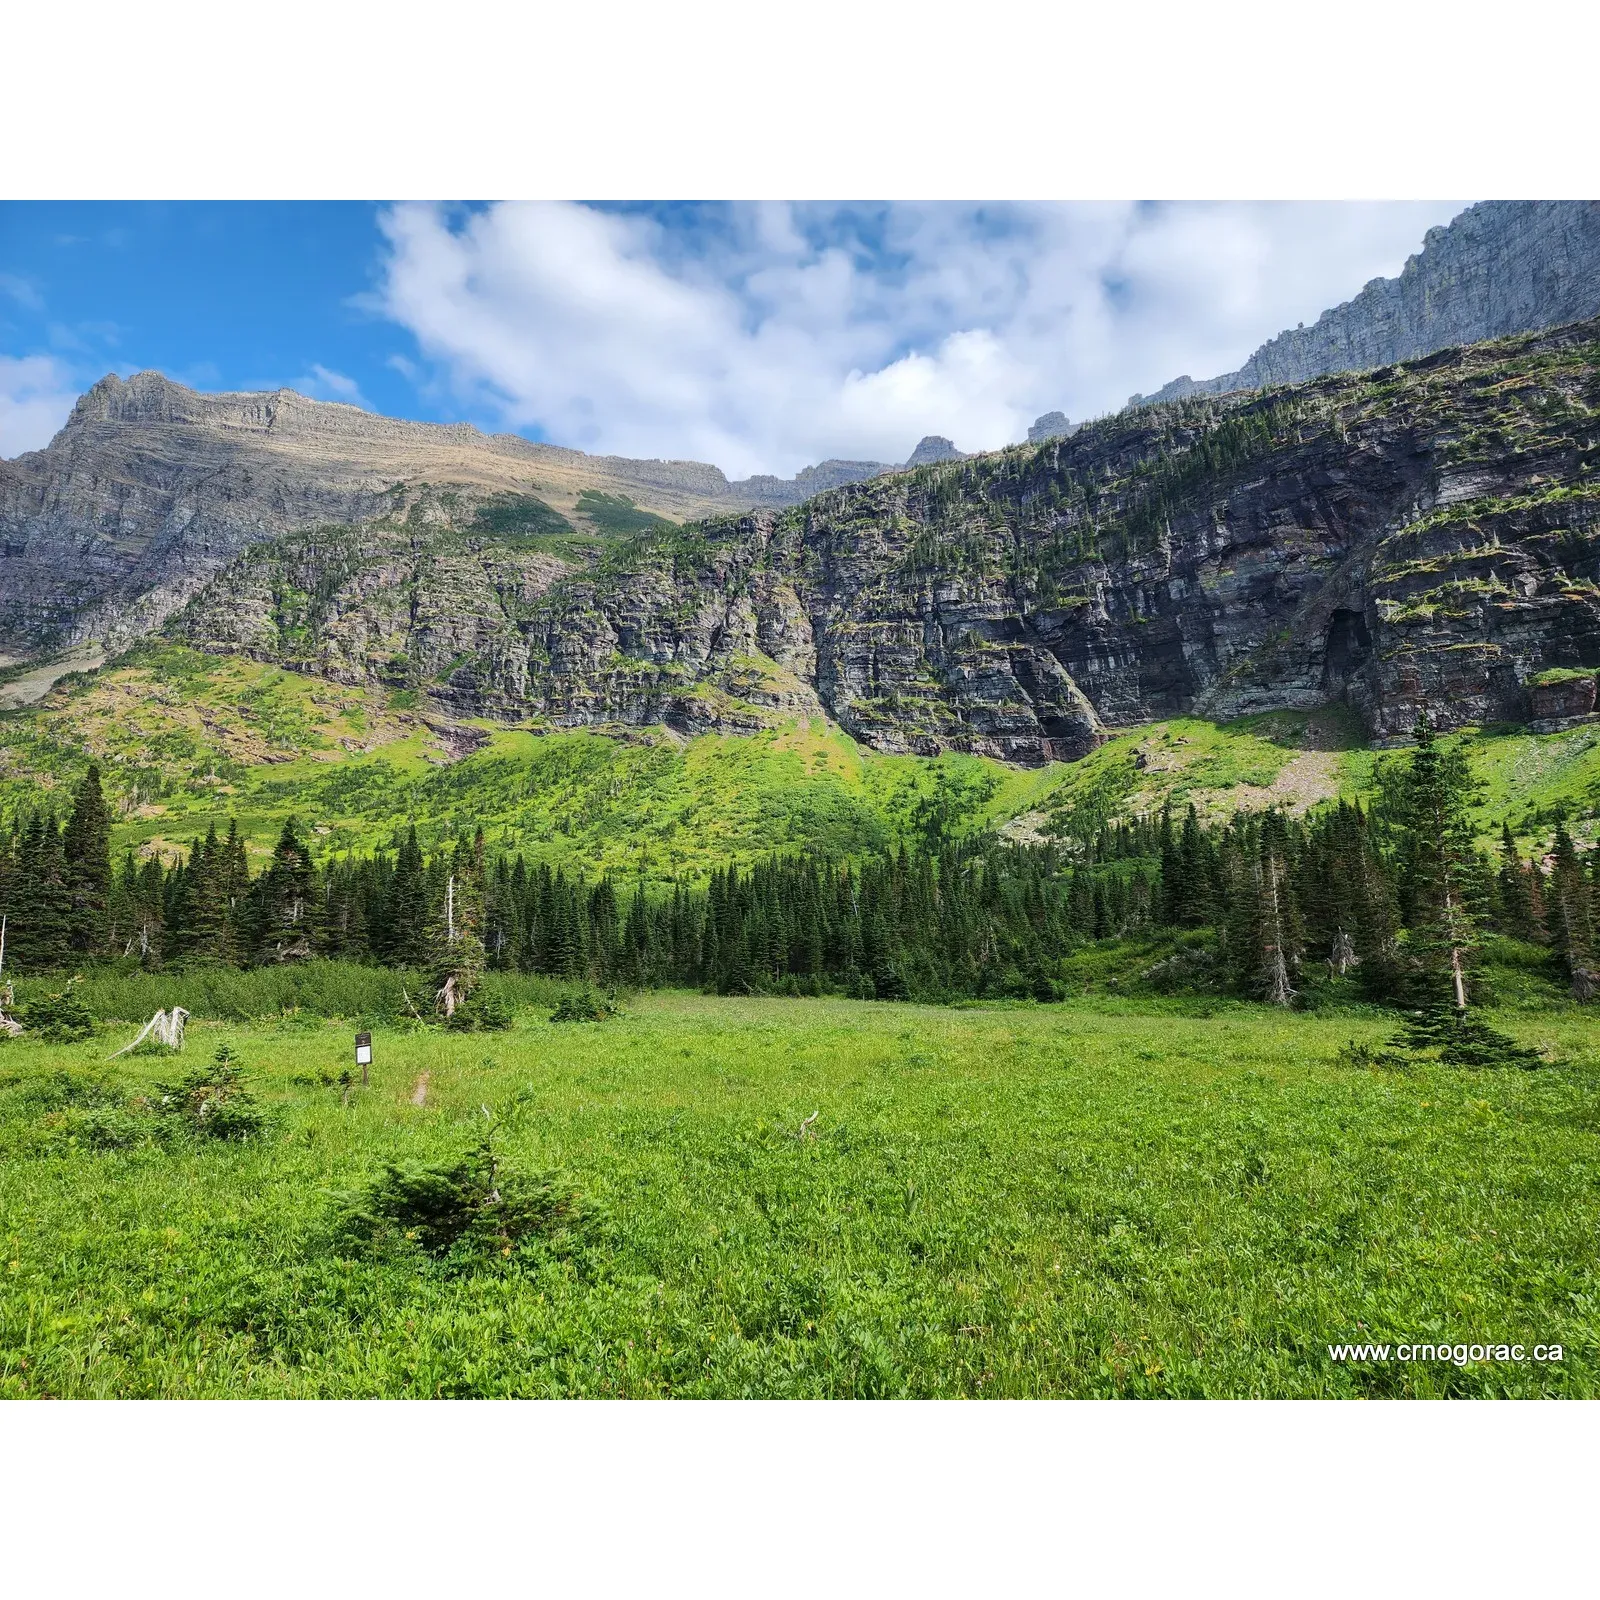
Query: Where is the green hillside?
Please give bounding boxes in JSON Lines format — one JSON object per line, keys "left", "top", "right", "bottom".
{"left": 3, "top": 642, "right": 1597, "bottom": 879}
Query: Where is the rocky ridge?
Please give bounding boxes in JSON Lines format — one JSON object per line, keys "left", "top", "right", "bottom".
{"left": 1028, "top": 412, "right": 1079, "bottom": 444}
{"left": 904, "top": 436, "right": 967, "bottom": 467}
{"left": 0, "top": 372, "right": 896, "bottom": 650}
{"left": 1129, "top": 201, "right": 1600, "bottom": 409}
{"left": 164, "top": 320, "right": 1600, "bottom": 762}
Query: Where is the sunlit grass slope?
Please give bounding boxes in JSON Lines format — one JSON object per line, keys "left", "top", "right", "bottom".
{"left": 3, "top": 644, "right": 1597, "bottom": 875}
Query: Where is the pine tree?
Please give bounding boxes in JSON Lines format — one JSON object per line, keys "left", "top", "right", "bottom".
{"left": 1388, "top": 712, "right": 1483, "bottom": 1009}
{"left": 1548, "top": 823, "right": 1595, "bottom": 1001}
{"left": 1254, "top": 812, "right": 1299, "bottom": 1006}
{"left": 248, "top": 817, "right": 317, "bottom": 961}
{"left": 186, "top": 824, "right": 231, "bottom": 964}
{"left": 382, "top": 826, "right": 430, "bottom": 967}
{"left": 12, "top": 813, "right": 72, "bottom": 972}
{"left": 1494, "top": 824, "right": 1543, "bottom": 943}
{"left": 62, "top": 764, "right": 112, "bottom": 956}
{"left": 430, "top": 832, "right": 488, "bottom": 1017}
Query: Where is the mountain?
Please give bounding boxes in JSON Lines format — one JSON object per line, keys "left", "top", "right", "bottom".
{"left": 1128, "top": 201, "right": 1600, "bottom": 408}
{"left": 148, "top": 317, "right": 1600, "bottom": 761}
{"left": 0, "top": 371, "right": 891, "bottom": 652}
{"left": 1028, "top": 412, "right": 1079, "bottom": 444}
{"left": 5, "top": 315, "right": 1599, "bottom": 769}
{"left": 905, "top": 435, "right": 966, "bottom": 467}
{"left": 731, "top": 458, "right": 892, "bottom": 505}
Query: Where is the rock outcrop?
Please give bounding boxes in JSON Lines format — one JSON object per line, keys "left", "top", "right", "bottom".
{"left": 731, "top": 458, "right": 891, "bottom": 505}
{"left": 1027, "top": 412, "right": 1079, "bottom": 443}
{"left": 904, "top": 436, "right": 966, "bottom": 467}
{"left": 0, "top": 372, "right": 888, "bottom": 650}
{"left": 162, "top": 319, "right": 1600, "bottom": 762}
{"left": 1129, "top": 201, "right": 1600, "bottom": 409}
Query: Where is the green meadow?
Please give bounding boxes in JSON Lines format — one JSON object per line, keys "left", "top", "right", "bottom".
{"left": 3, "top": 991, "right": 1596, "bottom": 1398}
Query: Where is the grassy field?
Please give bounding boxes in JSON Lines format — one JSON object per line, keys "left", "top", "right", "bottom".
{"left": 3, "top": 991, "right": 1596, "bottom": 1398}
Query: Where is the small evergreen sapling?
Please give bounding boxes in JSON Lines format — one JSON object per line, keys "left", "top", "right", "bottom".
{"left": 335, "top": 1124, "right": 594, "bottom": 1266}
{"left": 152, "top": 1043, "right": 269, "bottom": 1140}
{"left": 550, "top": 986, "right": 620, "bottom": 1023}
{"left": 23, "top": 976, "right": 96, "bottom": 1042}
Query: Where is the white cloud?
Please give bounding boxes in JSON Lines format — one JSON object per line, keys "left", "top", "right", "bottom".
{"left": 0, "top": 273, "right": 45, "bottom": 312}
{"left": 0, "top": 354, "right": 79, "bottom": 458}
{"left": 295, "top": 363, "right": 371, "bottom": 409}
{"left": 375, "top": 200, "right": 1468, "bottom": 478}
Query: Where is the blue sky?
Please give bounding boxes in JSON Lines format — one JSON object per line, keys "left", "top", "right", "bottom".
{"left": 1, "top": 200, "right": 1467, "bottom": 474}
{"left": 0, "top": 202, "right": 426, "bottom": 420}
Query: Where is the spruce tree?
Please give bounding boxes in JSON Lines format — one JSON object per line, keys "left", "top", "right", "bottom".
{"left": 248, "top": 817, "right": 317, "bottom": 961}
{"left": 63, "top": 764, "right": 112, "bottom": 957}
{"left": 383, "top": 826, "right": 430, "bottom": 967}
{"left": 1548, "top": 823, "right": 1595, "bottom": 1001}
{"left": 1388, "top": 712, "right": 1483, "bottom": 1009}
{"left": 1494, "top": 824, "right": 1543, "bottom": 943}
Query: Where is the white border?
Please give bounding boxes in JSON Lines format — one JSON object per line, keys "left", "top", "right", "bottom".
{"left": 4, "top": 0, "right": 1597, "bottom": 199}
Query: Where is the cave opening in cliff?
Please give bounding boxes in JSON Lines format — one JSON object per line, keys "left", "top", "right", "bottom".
{"left": 1322, "top": 607, "right": 1372, "bottom": 687}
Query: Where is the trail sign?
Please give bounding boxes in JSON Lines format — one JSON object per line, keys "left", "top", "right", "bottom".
{"left": 355, "top": 1030, "right": 372, "bottom": 1085}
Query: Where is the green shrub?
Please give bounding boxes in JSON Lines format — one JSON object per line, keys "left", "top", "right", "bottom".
{"left": 152, "top": 1043, "right": 270, "bottom": 1140}
{"left": 1394, "top": 1006, "right": 1547, "bottom": 1070}
{"left": 550, "top": 987, "right": 620, "bottom": 1024}
{"left": 334, "top": 1131, "right": 594, "bottom": 1266}
{"left": 22, "top": 977, "right": 96, "bottom": 1042}
{"left": 41, "top": 961, "right": 571, "bottom": 1025}
{"left": 444, "top": 989, "right": 514, "bottom": 1032}
{"left": 61, "top": 1104, "right": 154, "bottom": 1150}
{"left": 4, "top": 1067, "right": 124, "bottom": 1111}
{"left": 1335, "top": 1038, "right": 1413, "bottom": 1072}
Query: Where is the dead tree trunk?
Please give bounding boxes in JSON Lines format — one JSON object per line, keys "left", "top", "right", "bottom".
{"left": 0, "top": 979, "right": 21, "bottom": 1039}
{"left": 108, "top": 1006, "right": 189, "bottom": 1060}
{"left": 1259, "top": 856, "right": 1295, "bottom": 1008}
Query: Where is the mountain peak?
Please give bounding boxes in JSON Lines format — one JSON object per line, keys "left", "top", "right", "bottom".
{"left": 905, "top": 435, "right": 965, "bottom": 468}
{"left": 1027, "top": 411, "right": 1077, "bottom": 444}
{"left": 1127, "top": 200, "right": 1600, "bottom": 409}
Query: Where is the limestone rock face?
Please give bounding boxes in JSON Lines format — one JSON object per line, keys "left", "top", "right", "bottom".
{"left": 731, "top": 459, "right": 892, "bottom": 504}
{"left": 904, "top": 436, "right": 966, "bottom": 468}
{"left": 15, "top": 320, "right": 1600, "bottom": 766}
{"left": 1027, "top": 412, "right": 1078, "bottom": 443}
{"left": 1130, "top": 201, "right": 1600, "bottom": 408}
{"left": 1529, "top": 673, "right": 1598, "bottom": 729}
{"left": 0, "top": 372, "right": 886, "bottom": 650}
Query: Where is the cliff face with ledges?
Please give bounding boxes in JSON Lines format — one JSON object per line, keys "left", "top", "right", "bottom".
{"left": 166, "top": 320, "right": 1600, "bottom": 760}
{"left": 0, "top": 372, "right": 889, "bottom": 650}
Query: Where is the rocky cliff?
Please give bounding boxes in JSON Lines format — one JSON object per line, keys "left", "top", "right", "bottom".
{"left": 904, "top": 436, "right": 966, "bottom": 467}
{"left": 0, "top": 371, "right": 891, "bottom": 650}
{"left": 1028, "top": 412, "right": 1079, "bottom": 444}
{"left": 162, "top": 319, "right": 1600, "bottom": 761}
{"left": 1130, "top": 201, "right": 1600, "bottom": 408}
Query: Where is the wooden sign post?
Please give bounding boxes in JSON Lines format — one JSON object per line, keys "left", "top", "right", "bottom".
{"left": 355, "top": 1030, "right": 372, "bottom": 1086}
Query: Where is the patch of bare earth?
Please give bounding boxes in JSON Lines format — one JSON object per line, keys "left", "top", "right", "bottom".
{"left": 1189, "top": 751, "right": 1342, "bottom": 820}
{"left": 0, "top": 649, "right": 107, "bottom": 709}
{"left": 424, "top": 721, "right": 491, "bottom": 763}
{"left": 999, "top": 810, "right": 1051, "bottom": 845}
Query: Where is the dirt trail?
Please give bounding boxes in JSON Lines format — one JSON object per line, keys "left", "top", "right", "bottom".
{"left": 410, "top": 1072, "right": 430, "bottom": 1107}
